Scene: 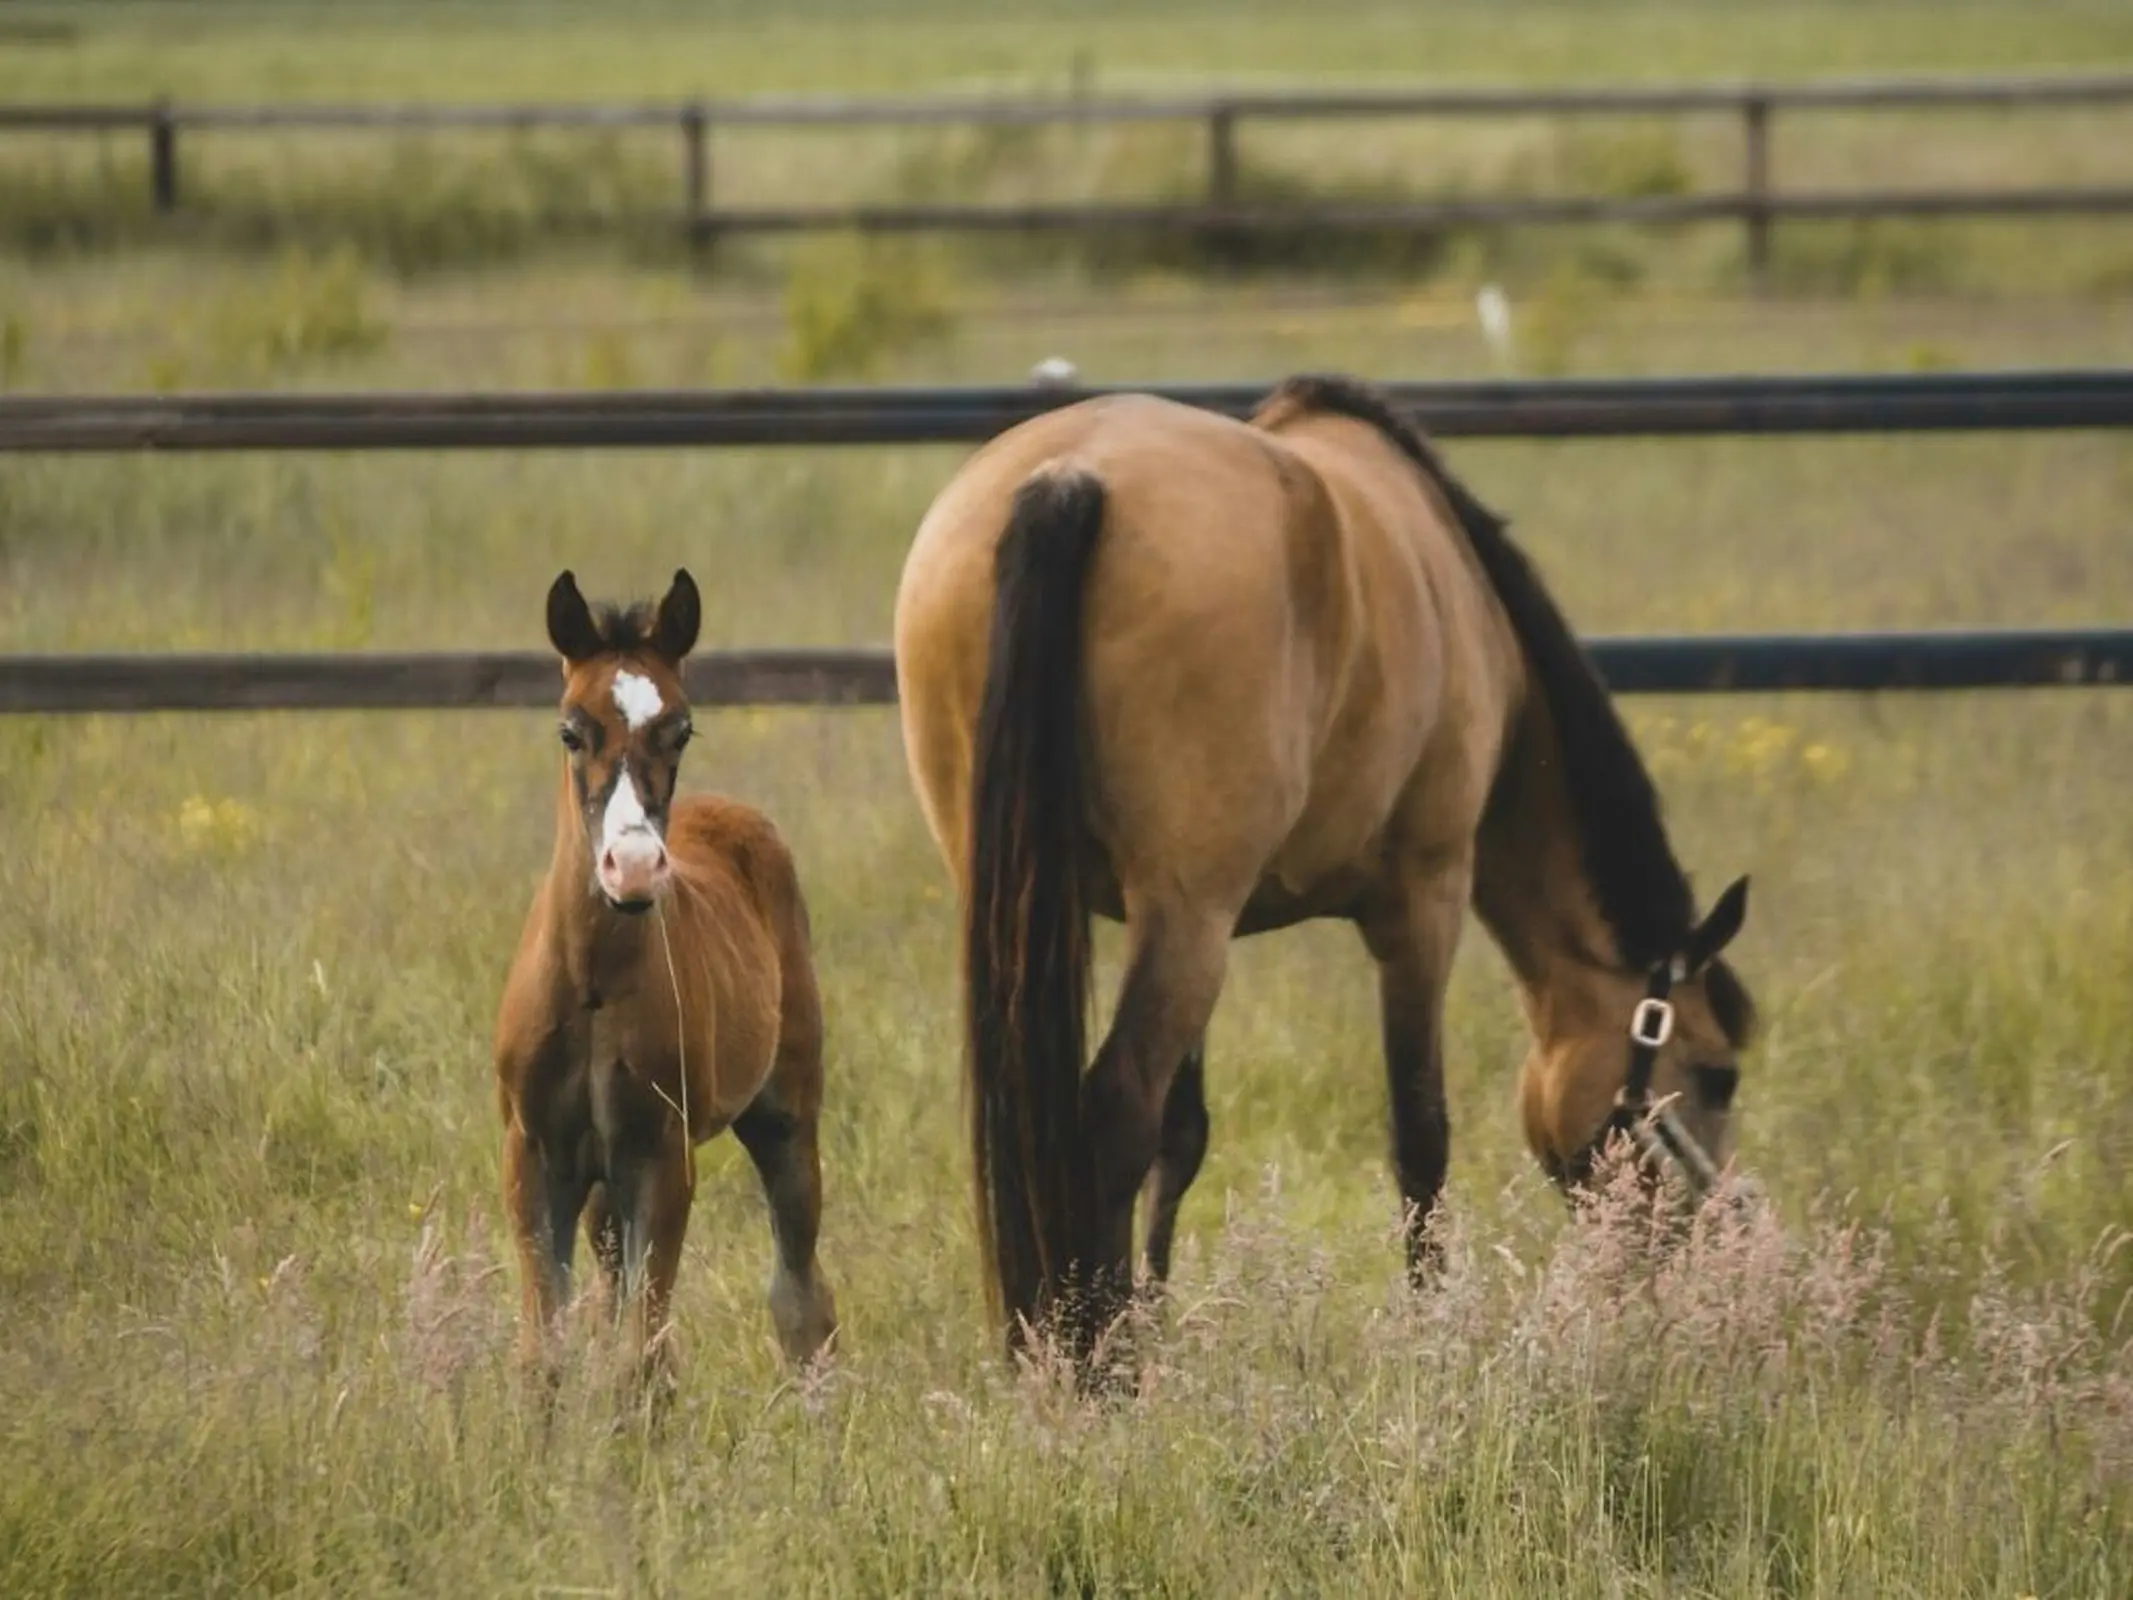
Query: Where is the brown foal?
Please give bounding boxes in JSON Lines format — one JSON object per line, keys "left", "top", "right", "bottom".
{"left": 494, "top": 568, "right": 837, "bottom": 1391}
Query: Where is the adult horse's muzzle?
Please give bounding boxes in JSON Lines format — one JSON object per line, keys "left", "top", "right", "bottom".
{"left": 1583, "top": 957, "right": 1738, "bottom": 1211}
{"left": 1616, "top": 1094, "right": 1724, "bottom": 1204}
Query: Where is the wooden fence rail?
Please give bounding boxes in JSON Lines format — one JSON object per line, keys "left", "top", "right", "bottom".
{"left": 6, "top": 71, "right": 2133, "bottom": 275}
{"left": 2, "top": 629, "right": 2128, "bottom": 715}
{"left": 8, "top": 368, "right": 2133, "bottom": 452}
{"left": 4, "top": 365, "right": 2128, "bottom": 714}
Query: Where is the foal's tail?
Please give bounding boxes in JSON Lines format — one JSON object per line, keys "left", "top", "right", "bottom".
{"left": 964, "top": 469, "right": 1106, "bottom": 1342}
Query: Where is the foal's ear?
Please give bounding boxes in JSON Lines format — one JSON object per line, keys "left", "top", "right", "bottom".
{"left": 546, "top": 570, "right": 602, "bottom": 664}
{"left": 1684, "top": 875, "right": 1751, "bottom": 974}
{"left": 653, "top": 568, "right": 701, "bottom": 662}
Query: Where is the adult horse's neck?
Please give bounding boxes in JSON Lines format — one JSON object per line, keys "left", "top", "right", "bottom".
{"left": 547, "top": 765, "right": 655, "bottom": 998}
{"left": 1470, "top": 696, "right": 1633, "bottom": 1043}
{"left": 1239, "top": 372, "right": 1704, "bottom": 1051}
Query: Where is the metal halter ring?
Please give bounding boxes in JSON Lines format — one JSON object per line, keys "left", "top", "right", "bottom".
{"left": 1629, "top": 996, "right": 1676, "bottom": 1051}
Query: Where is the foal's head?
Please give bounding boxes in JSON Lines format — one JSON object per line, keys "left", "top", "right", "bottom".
{"left": 544, "top": 568, "right": 701, "bottom": 914}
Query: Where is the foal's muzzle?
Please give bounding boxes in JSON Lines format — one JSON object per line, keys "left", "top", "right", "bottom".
{"left": 596, "top": 830, "right": 669, "bottom": 911}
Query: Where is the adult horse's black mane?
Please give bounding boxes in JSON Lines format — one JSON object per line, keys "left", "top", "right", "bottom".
{"left": 1263, "top": 373, "right": 1755, "bottom": 1046}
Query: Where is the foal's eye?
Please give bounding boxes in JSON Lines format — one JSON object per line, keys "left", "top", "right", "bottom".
{"left": 673, "top": 723, "right": 694, "bottom": 752}
{"left": 559, "top": 724, "right": 584, "bottom": 752}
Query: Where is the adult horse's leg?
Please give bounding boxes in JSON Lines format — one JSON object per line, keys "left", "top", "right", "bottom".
{"left": 1139, "top": 1041, "right": 1209, "bottom": 1285}
{"left": 1078, "top": 907, "right": 1231, "bottom": 1358}
{"left": 1361, "top": 861, "right": 1471, "bottom": 1282}
{"left": 734, "top": 1097, "right": 840, "bottom": 1365}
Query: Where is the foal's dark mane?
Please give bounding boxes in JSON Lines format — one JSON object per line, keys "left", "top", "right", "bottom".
{"left": 1261, "top": 373, "right": 1753, "bottom": 1045}
{"left": 587, "top": 600, "right": 659, "bottom": 654}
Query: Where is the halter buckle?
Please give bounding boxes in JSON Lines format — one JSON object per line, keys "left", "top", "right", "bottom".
{"left": 1629, "top": 996, "right": 1675, "bottom": 1050}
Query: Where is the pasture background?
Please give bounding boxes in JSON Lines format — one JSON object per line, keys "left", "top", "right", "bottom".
{"left": 2, "top": 2, "right": 2132, "bottom": 1594}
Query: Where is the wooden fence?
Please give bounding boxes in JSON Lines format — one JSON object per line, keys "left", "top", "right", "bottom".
{"left": 8, "top": 368, "right": 2133, "bottom": 452}
{"left": 3, "top": 365, "right": 2131, "bottom": 713}
{"left": 4, "top": 630, "right": 2128, "bottom": 715}
{"left": 6, "top": 71, "right": 2133, "bottom": 274}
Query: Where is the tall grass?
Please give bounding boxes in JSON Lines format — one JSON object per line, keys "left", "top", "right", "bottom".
{"left": 2, "top": 1157, "right": 2124, "bottom": 1592}
{"left": 1, "top": 262, "right": 2131, "bottom": 1587}
{"left": 5, "top": 4, "right": 2133, "bottom": 1585}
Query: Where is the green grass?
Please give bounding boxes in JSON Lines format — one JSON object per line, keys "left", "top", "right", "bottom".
{"left": 3, "top": 1, "right": 2132, "bottom": 288}
{"left": 2, "top": 4, "right": 2132, "bottom": 1590}
{"left": 1, "top": 254, "right": 2132, "bottom": 1590}
{"left": 7, "top": 0, "right": 2131, "bottom": 99}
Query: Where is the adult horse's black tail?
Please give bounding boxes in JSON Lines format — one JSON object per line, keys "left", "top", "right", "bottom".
{"left": 964, "top": 469, "right": 1105, "bottom": 1347}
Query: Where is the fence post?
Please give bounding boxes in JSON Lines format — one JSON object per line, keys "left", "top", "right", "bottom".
{"left": 1207, "top": 101, "right": 1238, "bottom": 208}
{"left": 1742, "top": 93, "right": 1772, "bottom": 289}
{"left": 150, "top": 99, "right": 178, "bottom": 214}
{"left": 681, "top": 101, "right": 709, "bottom": 223}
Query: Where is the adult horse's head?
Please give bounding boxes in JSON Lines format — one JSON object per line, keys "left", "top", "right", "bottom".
{"left": 544, "top": 568, "right": 701, "bottom": 914}
{"left": 1527, "top": 875, "right": 1757, "bottom": 1208}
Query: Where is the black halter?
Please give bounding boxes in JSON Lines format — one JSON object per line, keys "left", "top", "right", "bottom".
{"left": 1619, "top": 955, "right": 1683, "bottom": 1122}
{"left": 1569, "top": 954, "right": 1724, "bottom": 1200}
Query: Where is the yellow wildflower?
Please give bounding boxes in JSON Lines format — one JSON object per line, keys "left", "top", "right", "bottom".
{"left": 1802, "top": 742, "right": 1851, "bottom": 784}
{"left": 176, "top": 795, "right": 263, "bottom": 855}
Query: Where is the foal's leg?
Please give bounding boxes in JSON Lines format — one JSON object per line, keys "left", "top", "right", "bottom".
{"left": 734, "top": 1097, "right": 840, "bottom": 1365}
{"left": 1139, "top": 1041, "right": 1209, "bottom": 1286}
{"left": 1360, "top": 861, "right": 1471, "bottom": 1283}
{"left": 502, "top": 1124, "right": 586, "bottom": 1373}
{"left": 603, "top": 1140, "right": 694, "bottom": 1399}
{"left": 582, "top": 1181, "right": 623, "bottom": 1319}
{"left": 634, "top": 1153, "right": 693, "bottom": 1394}
{"left": 1078, "top": 907, "right": 1232, "bottom": 1357}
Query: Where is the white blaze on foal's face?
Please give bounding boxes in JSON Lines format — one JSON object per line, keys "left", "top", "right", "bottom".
{"left": 612, "top": 668, "right": 664, "bottom": 730}
{"left": 566, "top": 662, "right": 690, "bottom": 913}
{"left": 594, "top": 762, "right": 668, "bottom": 909}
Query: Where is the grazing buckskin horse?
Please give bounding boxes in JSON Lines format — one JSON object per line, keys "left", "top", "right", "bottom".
{"left": 495, "top": 568, "right": 838, "bottom": 1390}
{"left": 893, "top": 373, "right": 1756, "bottom": 1363}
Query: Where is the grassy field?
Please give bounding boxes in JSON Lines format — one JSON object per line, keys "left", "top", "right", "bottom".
{"left": 2, "top": 3, "right": 2133, "bottom": 1596}
{"left": 2, "top": 265, "right": 2131, "bottom": 1591}
{"left": 5, "top": 0, "right": 2133, "bottom": 290}
{"left": 10, "top": 0, "right": 2133, "bottom": 98}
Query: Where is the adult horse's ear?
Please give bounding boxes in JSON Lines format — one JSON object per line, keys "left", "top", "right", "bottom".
{"left": 654, "top": 568, "right": 701, "bottom": 662}
{"left": 546, "top": 570, "right": 601, "bottom": 664}
{"left": 1684, "top": 875, "right": 1750, "bottom": 974}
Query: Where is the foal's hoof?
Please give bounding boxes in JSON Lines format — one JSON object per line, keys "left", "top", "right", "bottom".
{"left": 515, "top": 1336, "right": 566, "bottom": 1399}
{"left": 1076, "top": 1341, "right": 1142, "bottom": 1404}
{"left": 637, "top": 1368, "right": 681, "bottom": 1429}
